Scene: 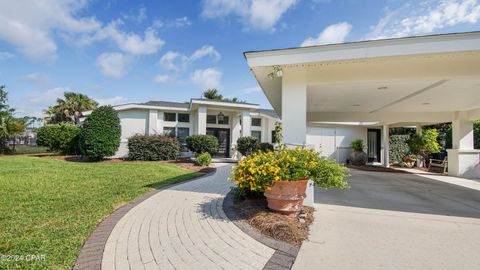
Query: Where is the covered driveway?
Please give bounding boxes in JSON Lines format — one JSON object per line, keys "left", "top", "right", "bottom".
{"left": 292, "top": 169, "right": 480, "bottom": 270}
{"left": 245, "top": 32, "right": 480, "bottom": 178}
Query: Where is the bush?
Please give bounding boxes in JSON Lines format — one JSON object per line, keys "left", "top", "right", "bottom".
{"left": 351, "top": 139, "right": 364, "bottom": 151}
{"left": 186, "top": 135, "right": 218, "bottom": 155}
{"left": 231, "top": 148, "right": 349, "bottom": 195}
{"left": 196, "top": 152, "right": 212, "bottom": 166}
{"left": 237, "top": 136, "right": 259, "bottom": 156}
{"left": 257, "top": 142, "right": 274, "bottom": 153}
{"left": 408, "top": 129, "right": 441, "bottom": 160}
{"left": 36, "top": 122, "right": 80, "bottom": 154}
{"left": 79, "top": 106, "right": 121, "bottom": 160}
{"left": 128, "top": 134, "right": 180, "bottom": 161}
{"left": 389, "top": 135, "right": 411, "bottom": 164}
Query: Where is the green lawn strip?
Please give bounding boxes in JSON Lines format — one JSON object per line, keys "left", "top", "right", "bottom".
{"left": 0, "top": 156, "right": 202, "bottom": 270}
{"left": 11, "top": 146, "right": 50, "bottom": 155}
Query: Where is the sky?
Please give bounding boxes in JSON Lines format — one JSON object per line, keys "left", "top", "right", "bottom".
{"left": 1, "top": 0, "right": 480, "bottom": 118}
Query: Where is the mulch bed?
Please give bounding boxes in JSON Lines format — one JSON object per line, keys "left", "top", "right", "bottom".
{"left": 43, "top": 155, "right": 215, "bottom": 174}
{"left": 231, "top": 197, "right": 314, "bottom": 246}
{"left": 347, "top": 165, "right": 410, "bottom": 173}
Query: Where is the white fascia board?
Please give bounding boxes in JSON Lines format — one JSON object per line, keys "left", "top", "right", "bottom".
{"left": 250, "top": 111, "right": 280, "bottom": 121}
{"left": 307, "top": 112, "right": 455, "bottom": 123}
{"left": 190, "top": 99, "right": 259, "bottom": 109}
{"left": 245, "top": 32, "right": 480, "bottom": 67}
{"left": 82, "top": 104, "right": 189, "bottom": 116}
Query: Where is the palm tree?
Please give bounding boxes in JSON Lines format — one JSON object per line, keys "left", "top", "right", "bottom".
{"left": 44, "top": 92, "right": 98, "bottom": 124}
{"left": 202, "top": 88, "right": 223, "bottom": 100}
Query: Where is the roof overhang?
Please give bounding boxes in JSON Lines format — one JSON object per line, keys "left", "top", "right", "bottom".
{"left": 189, "top": 99, "right": 259, "bottom": 110}
{"left": 245, "top": 32, "right": 480, "bottom": 123}
{"left": 83, "top": 103, "right": 190, "bottom": 116}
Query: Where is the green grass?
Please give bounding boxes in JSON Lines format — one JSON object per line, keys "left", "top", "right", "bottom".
{"left": 11, "top": 145, "right": 49, "bottom": 155}
{"left": 0, "top": 156, "right": 202, "bottom": 269}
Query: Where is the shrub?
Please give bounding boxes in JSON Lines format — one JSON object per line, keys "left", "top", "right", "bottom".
{"left": 36, "top": 122, "right": 80, "bottom": 154}
{"left": 389, "top": 135, "right": 411, "bottom": 164}
{"left": 128, "top": 134, "right": 180, "bottom": 161}
{"left": 186, "top": 135, "right": 218, "bottom": 155}
{"left": 79, "top": 106, "right": 121, "bottom": 160}
{"left": 257, "top": 142, "right": 274, "bottom": 153}
{"left": 351, "top": 139, "right": 364, "bottom": 151}
{"left": 408, "top": 129, "right": 441, "bottom": 160}
{"left": 237, "top": 136, "right": 259, "bottom": 156}
{"left": 196, "top": 152, "right": 212, "bottom": 166}
{"left": 231, "top": 148, "right": 349, "bottom": 195}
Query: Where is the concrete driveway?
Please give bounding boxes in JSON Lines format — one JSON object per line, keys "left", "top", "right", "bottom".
{"left": 293, "top": 169, "right": 480, "bottom": 270}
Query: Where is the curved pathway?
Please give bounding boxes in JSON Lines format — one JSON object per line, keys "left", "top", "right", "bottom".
{"left": 101, "top": 164, "right": 274, "bottom": 270}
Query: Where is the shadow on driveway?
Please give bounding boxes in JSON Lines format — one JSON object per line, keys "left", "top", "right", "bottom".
{"left": 315, "top": 169, "right": 480, "bottom": 219}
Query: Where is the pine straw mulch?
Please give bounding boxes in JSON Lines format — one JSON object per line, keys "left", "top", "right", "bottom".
{"left": 231, "top": 197, "right": 314, "bottom": 246}
{"left": 42, "top": 155, "right": 215, "bottom": 174}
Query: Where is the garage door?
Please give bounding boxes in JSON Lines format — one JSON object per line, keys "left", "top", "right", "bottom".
{"left": 306, "top": 127, "right": 336, "bottom": 159}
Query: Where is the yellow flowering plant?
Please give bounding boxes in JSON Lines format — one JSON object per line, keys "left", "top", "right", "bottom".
{"left": 231, "top": 148, "right": 349, "bottom": 195}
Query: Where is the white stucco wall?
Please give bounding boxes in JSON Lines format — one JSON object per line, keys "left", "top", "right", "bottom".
{"left": 114, "top": 109, "right": 149, "bottom": 158}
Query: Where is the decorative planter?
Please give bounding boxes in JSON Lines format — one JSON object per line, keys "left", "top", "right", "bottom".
{"left": 349, "top": 150, "right": 368, "bottom": 166}
{"left": 264, "top": 180, "right": 308, "bottom": 217}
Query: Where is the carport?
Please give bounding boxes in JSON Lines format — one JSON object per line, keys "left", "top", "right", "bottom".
{"left": 245, "top": 32, "right": 480, "bottom": 178}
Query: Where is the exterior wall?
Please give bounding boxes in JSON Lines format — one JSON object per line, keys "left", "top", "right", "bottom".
{"left": 115, "top": 109, "right": 149, "bottom": 158}
{"left": 306, "top": 124, "right": 368, "bottom": 164}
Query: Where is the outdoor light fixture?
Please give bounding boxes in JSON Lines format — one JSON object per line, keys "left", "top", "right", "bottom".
{"left": 422, "top": 102, "right": 431, "bottom": 105}
{"left": 218, "top": 112, "right": 225, "bottom": 122}
{"left": 267, "top": 65, "right": 283, "bottom": 80}
{"left": 377, "top": 86, "right": 388, "bottom": 90}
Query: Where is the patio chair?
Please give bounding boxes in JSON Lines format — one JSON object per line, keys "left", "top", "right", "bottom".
{"left": 429, "top": 157, "right": 448, "bottom": 174}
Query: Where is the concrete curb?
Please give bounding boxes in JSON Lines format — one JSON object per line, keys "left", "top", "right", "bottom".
{"left": 222, "top": 191, "right": 300, "bottom": 270}
{"left": 73, "top": 169, "right": 217, "bottom": 270}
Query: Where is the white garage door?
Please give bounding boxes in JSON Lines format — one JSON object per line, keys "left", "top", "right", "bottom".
{"left": 306, "top": 127, "right": 336, "bottom": 159}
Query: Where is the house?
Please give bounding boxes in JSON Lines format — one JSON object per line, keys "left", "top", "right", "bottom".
{"left": 84, "top": 99, "right": 279, "bottom": 158}
{"left": 244, "top": 31, "right": 480, "bottom": 178}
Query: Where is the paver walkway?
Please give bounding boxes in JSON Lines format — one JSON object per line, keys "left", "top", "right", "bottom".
{"left": 101, "top": 164, "right": 274, "bottom": 270}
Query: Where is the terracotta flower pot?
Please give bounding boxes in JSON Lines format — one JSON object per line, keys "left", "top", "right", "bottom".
{"left": 264, "top": 180, "right": 308, "bottom": 217}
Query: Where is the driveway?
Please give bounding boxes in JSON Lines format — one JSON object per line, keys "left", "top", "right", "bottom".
{"left": 293, "top": 169, "right": 480, "bottom": 270}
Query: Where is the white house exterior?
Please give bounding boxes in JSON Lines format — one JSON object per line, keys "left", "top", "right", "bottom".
{"left": 245, "top": 31, "right": 480, "bottom": 178}
{"left": 85, "top": 99, "right": 279, "bottom": 158}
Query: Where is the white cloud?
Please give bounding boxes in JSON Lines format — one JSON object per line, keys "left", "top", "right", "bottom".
{"left": 153, "top": 74, "right": 170, "bottom": 83}
{"left": 82, "top": 20, "right": 165, "bottom": 55}
{"left": 96, "top": 96, "right": 127, "bottom": 106}
{"left": 238, "top": 86, "right": 262, "bottom": 95}
{"left": 22, "top": 72, "right": 50, "bottom": 85}
{"left": 151, "top": 16, "right": 192, "bottom": 29}
{"left": 301, "top": 22, "right": 352, "bottom": 47}
{"left": 191, "top": 68, "right": 222, "bottom": 90}
{"left": 0, "top": 0, "right": 100, "bottom": 62}
{"left": 25, "top": 87, "right": 66, "bottom": 106}
{"left": 122, "top": 7, "right": 147, "bottom": 23}
{"left": 0, "top": 51, "right": 15, "bottom": 60}
{"left": 96, "top": 52, "right": 132, "bottom": 79}
{"left": 367, "top": 0, "right": 480, "bottom": 39}
{"left": 158, "top": 45, "right": 221, "bottom": 71}
{"left": 201, "top": 0, "right": 298, "bottom": 31}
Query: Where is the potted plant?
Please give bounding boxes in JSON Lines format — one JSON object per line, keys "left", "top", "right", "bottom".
{"left": 349, "top": 139, "right": 368, "bottom": 166}
{"left": 231, "top": 148, "right": 349, "bottom": 216}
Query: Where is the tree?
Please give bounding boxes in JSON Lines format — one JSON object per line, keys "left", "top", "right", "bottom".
{"left": 202, "top": 88, "right": 223, "bottom": 100}
{"left": 44, "top": 92, "right": 98, "bottom": 125}
{"left": 408, "top": 129, "right": 441, "bottom": 166}
{"left": 0, "top": 86, "right": 26, "bottom": 152}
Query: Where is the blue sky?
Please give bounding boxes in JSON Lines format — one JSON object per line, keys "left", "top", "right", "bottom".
{"left": 1, "top": 0, "right": 479, "bottom": 117}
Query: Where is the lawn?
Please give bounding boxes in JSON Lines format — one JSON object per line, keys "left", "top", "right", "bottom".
{"left": 11, "top": 145, "right": 49, "bottom": 155}
{"left": 0, "top": 156, "right": 203, "bottom": 269}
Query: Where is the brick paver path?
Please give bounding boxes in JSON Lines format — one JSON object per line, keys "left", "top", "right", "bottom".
{"left": 101, "top": 165, "right": 275, "bottom": 270}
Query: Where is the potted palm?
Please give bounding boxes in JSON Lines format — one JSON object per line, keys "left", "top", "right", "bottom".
{"left": 231, "top": 148, "right": 349, "bottom": 216}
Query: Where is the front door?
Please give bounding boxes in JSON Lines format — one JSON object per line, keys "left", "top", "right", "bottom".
{"left": 367, "top": 129, "right": 381, "bottom": 163}
{"left": 206, "top": 128, "right": 230, "bottom": 157}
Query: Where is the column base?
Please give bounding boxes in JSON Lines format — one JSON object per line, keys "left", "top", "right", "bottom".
{"left": 446, "top": 149, "right": 480, "bottom": 179}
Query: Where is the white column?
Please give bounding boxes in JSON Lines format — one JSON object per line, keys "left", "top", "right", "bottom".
{"left": 382, "top": 124, "right": 390, "bottom": 168}
{"left": 282, "top": 67, "right": 307, "bottom": 147}
{"left": 197, "top": 106, "right": 207, "bottom": 135}
{"left": 157, "top": 111, "right": 164, "bottom": 135}
{"left": 231, "top": 114, "right": 241, "bottom": 159}
{"left": 447, "top": 111, "right": 480, "bottom": 178}
{"left": 241, "top": 111, "right": 251, "bottom": 137}
{"left": 148, "top": 110, "right": 158, "bottom": 135}
{"left": 416, "top": 124, "right": 423, "bottom": 168}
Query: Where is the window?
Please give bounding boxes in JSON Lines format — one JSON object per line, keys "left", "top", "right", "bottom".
{"left": 272, "top": 131, "right": 278, "bottom": 144}
{"left": 218, "top": 116, "right": 229, "bottom": 125}
{"left": 207, "top": 115, "right": 217, "bottom": 124}
{"left": 164, "top": 112, "right": 176, "bottom": 122}
{"left": 164, "top": 127, "right": 175, "bottom": 137}
{"left": 251, "top": 131, "right": 261, "bottom": 142}
{"left": 177, "top": 127, "right": 190, "bottom": 145}
{"left": 178, "top": 113, "right": 190, "bottom": 123}
{"left": 252, "top": 118, "right": 262, "bottom": 127}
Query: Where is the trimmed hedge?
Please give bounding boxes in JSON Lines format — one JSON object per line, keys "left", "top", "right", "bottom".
{"left": 128, "top": 134, "right": 180, "bottom": 160}
{"left": 36, "top": 122, "right": 80, "bottom": 154}
{"left": 186, "top": 135, "right": 218, "bottom": 155}
{"left": 237, "top": 136, "right": 259, "bottom": 156}
{"left": 196, "top": 152, "right": 212, "bottom": 166}
{"left": 389, "top": 134, "right": 411, "bottom": 164}
{"left": 257, "top": 142, "right": 274, "bottom": 153}
{"left": 79, "top": 106, "right": 121, "bottom": 160}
